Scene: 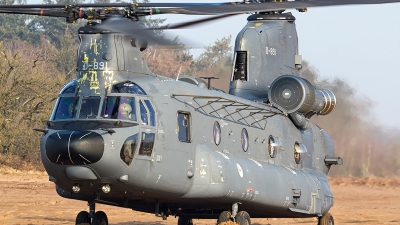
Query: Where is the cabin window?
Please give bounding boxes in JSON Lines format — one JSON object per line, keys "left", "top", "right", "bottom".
{"left": 79, "top": 96, "right": 101, "bottom": 119}
{"left": 54, "top": 97, "right": 79, "bottom": 120}
{"left": 101, "top": 96, "right": 136, "bottom": 121}
{"left": 139, "top": 132, "right": 155, "bottom": 156}
{"left": 294, "top": 142, "right": 308, "bottom": 164}
{"left": 178, "top": 112, "right": 191, "bottom": 142}
{"left": 213, "top": 121, "right": 221, "bottom": 146}
{"left": 139, "top": 101, "right": 148, "bottom": 125}
{"left": 120, "top": 134, "right": 138, "bottom": 166}
{"left": 241, "top": 128, "right": 249, "bottom": 152}
{"left": 111, "top": 81, "right": 146, "bottom": 95}
{"left": 268, "top": 135, "right": 282, "bottom": 158}
{"left": 144, "top": 100, "right": 156, "bottom": 126}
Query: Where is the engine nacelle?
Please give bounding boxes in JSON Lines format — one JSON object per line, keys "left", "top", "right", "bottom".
{"left": 268, "top": 75, "right": 336, "bottom": 117}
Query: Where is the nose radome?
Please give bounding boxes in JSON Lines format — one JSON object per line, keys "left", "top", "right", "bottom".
{"left": 45, "top": 130, "right": 104, "bottom": 165}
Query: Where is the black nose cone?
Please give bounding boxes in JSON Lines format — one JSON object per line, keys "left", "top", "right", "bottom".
{"left": 45, "top": 131, "right": 104, "bottom": 165}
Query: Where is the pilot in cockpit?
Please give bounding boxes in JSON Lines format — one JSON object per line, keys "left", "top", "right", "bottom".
{"left": 79, "top": 104, "right": 96, "bottom": 119}
{"left": 79, "top": 97, "right": 100, "bottom": 119}
{"left": 118, "top": 102, "right": 134, "bottom": 120}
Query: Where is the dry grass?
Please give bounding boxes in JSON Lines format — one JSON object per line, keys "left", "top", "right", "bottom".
{"left": 0, "top": 154, "right": 45, "bottom": 174}
{"left": 0, "top": 165, "right": 47, "bottom": 175}
{"left": 218, "top": 222, "right": 237, "bottom": 225}
{"left": 329, "top": 176, "right": 400, "bottom": 187}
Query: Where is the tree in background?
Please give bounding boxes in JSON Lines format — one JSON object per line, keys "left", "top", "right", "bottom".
{"left": 0, "top": 40, "right": 65, "bottom": 167}
{"left": 189, "top": 36, "right": 233, "bottom": 92}
{"left": 0, "top": 0, "right": 41, "bottom": 44}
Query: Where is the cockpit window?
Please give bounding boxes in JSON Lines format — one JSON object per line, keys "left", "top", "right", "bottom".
{"left": 111, "top": 81, "right": 146, "bottom": 95}
{"left": 101, "top": 96, "right": 136, "bottom": 121}
{"left": 54, "top": 97, "right": 78, "bottom": 120}
{"left": 60, "top": 79, "right": 78, "bottom": 94}
{"left": 139, "top": 101, "right": 148, "bottom": 125}
{"left": 144, "top": 100, "right": 155, "bottom": 126}
{"left": 79, "top": 96, "right": 101, "bottom": 119}
{"left": 62, "top": 84, "right": 78, "bottom": 94}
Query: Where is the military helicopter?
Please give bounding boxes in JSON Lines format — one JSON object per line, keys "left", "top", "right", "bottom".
{"left": 1, "top": 0, "right": 399, "bottom": 225}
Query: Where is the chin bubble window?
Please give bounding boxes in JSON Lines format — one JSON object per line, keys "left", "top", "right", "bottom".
{"left": 241, "top": 128, "right": 249, "bottom": 152}
{"left": 120, "top": 134, "right": 138, "bottom": 166}
{"left": 213, "top": 121, "right": 221, "bottom": 146}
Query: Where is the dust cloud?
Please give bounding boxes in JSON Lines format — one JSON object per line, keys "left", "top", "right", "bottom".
{"left": 300, "top": 62, "right": 400, "bottom": 177}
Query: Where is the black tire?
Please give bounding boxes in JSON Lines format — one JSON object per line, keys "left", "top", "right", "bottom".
{"left": 217, "top": 211, "right": 232, "bottom": 224}
{"left": 75, "top": 211, "right": 90, "bottom": 225}
{"left": 178, "top": 216, "right": 193, "bottom": 225}
{"left": 92, "top": 211, "right": 108, "bottom": 225}
{"left": 235, "top": 211, "right": 251, "bottom": 225}
{"left": 318, "top": 212, "right": 334, "bottom": 225}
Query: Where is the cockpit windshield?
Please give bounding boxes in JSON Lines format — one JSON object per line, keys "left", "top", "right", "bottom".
{"left": 54, "top": 97, "right": 78, "bottom": 120}
{"left": 101, "top": 96, "right": 136, "bottom": 121}
{"left": 111, "top": 81, "right": 146, "bottom": 95}
{"left": 79, "top": 96, "right": 101, "bottom": 119}
{"left": 53, "top": 81, "right": 147, "bottom": 122}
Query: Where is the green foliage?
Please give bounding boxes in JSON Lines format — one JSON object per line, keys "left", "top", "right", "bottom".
{"left": 187, "top": 36, "right": 233, "bottom": 92}
{"left": 0, "top": 0, "right": 39, "bottom": 44}
{"left": 190, "top": 35, "right": 233, "bottom": 73}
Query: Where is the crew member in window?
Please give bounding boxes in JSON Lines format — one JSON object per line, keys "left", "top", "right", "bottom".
{"left": 118, "top": 103, "right": 133, "bottom": 120}
{"left": 294, "top": 149, "right": 300, "bottom": 164}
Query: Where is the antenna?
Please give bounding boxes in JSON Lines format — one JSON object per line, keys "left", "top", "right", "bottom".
{"left": 176, "top": 66, "right": 182, "bottom": 81}
{"left": 200, "top": 76, "right": 219, "bottom": 89}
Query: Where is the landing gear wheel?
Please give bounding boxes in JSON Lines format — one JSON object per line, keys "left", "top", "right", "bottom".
{"left": 92, "top": 211, "right": 108, "bottom": 225}
{"left": 318, "top": 212, "right": 334, "bottom": 225}
{"left": 178, "top": 216, "right": 193, "bottom": 225}
{"left": 217, "top": 211, "right": 232, "bottom": 224}
{"left": 235, "top": 211, "right": 251, "bottom": 225}
{"left": 75, "top": 211, "right": 90, "bottom": 225}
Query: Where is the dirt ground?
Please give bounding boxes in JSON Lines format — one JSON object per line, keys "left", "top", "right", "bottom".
{"left": 1, "top": 167, "right": 400, "bottom": 225}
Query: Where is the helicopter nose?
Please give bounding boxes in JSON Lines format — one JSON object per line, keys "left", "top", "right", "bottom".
{"left": 45, "top": 130, "right": 104, "bottom": 165}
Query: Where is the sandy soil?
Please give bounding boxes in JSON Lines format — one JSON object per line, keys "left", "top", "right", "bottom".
{"left": 1, "top": 168, "right": 400, "bottom": 225}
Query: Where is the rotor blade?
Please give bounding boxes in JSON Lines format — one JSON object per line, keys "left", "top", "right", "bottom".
{"left": 135, "top": 2, "right": 232, "bottom": 7}
{"left": 93, "top": 16, "right": 173, "bottom": 46}
{"left": 158, "top": 14, "right": 237, "bottom": 30}
{"left": 0, "top": 8, "right": 68, "bottom": 17}
{"left": 0, "top": 3, "right": 130, "bottom": 8}
{"left": 0, "top": 2, "right": 234, "bottom": 9}
{"left": 173, "top": 0, "right": 400, "bottom": 15}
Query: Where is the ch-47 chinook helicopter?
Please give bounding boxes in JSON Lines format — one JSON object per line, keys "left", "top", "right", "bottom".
{"left": 1, "top": 0, "right": 399, "bottom": 224}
